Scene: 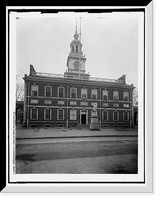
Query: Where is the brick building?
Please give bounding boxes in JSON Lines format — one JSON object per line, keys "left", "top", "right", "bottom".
{"left": 23, "top": 23, "right": 135, "bottom": 128}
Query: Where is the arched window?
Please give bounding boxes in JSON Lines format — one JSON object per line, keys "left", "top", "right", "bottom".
{"left": 75, "top": 45, "right": 78, "bottom": 52}
{"left": 71, "top": 45, "right": 74, "bottom": 52}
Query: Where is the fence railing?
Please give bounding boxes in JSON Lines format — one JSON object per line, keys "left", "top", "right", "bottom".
{"left": 32, "top": 71, "right": 124, "bottom": 83}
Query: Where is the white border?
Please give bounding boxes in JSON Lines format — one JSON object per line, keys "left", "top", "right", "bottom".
{"left": 4, "top": 4, "right": 152, "bottom": 192}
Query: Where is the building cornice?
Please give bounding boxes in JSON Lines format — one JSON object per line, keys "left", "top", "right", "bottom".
{"left": 23, "top": 75, "right": 135, "bottom": 89}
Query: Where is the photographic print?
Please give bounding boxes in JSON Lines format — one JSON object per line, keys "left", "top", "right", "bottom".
{"left": 4, "top": 4, "right": 152, "bottom": 193}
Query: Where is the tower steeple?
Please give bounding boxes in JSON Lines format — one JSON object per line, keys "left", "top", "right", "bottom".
{"left": 79, "top": 17, "right": 81, "bottom": 42}
{"left": 74, "top": 19, "right": 79, "bottom": 40}
{"left": 70, "top": 20, "right": 82, "bottom": 54}
{"left": 65, "top": 19, "right": 90, "bottom": 80}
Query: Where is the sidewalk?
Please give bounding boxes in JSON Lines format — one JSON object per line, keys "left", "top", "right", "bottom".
{"left": 16, "top": 127, "right": 138, "bottom": 139}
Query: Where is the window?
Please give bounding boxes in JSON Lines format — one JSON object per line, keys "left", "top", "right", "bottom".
{"left": 31, "top": 99, "right": 38, "bottom": 104}
{"left": 123, "top": 91, "right": 129, "bottom": 101}
{"left": 57, "top": 109, "right": 64, "bottom": 120}
{"left": 113, "top": 91, "right": 119, "bottom": 101}
{"left": 44, "top": 100, "right": 52, "bottom": 104}
{"left": 80, "top": 102, "right": 88, "bottom": 106}
{"left": 123, "top": 111, "right": 129, "bottom": 121}
{"left": 81, "top": 88, "right": 87, "bottom": 99}
{"left": 58, "top": 87, "right": 65, "bottom": 98}
{"left": 76, "top": 45, "right": 78, "bottom": 52}
{"left": 70, "top": 101, "right": 77, "bottom": 105}
{"left": 113, "top": 103, "right": 119, "bottom": 107}
{"left": 44, "top": 108, "right": 51, "bottom": 120}
{"left": 30, "top": 108, "right": 38, "bottom": 120}
{"left": 57, "top": 101, "right": 65, "bottom": 105}
{"left": 45, "top": 86, "right": 52, "bottom": 97}
{"left": 31, "top": 85, "right": 38, "bottom": 96}
{"left": 102, "top": 90, "right": 108, "bottom": 100}
{"left": 72, "top": 45, "right": 74, "bottom": 52}
{"left": 91, "top": 89, "right": 97, "bottom": 99}
{"left": 70, "top": 88, "right": 77, "bottom": 98}
{"left": 102, "top": 103, "right": 109, "bottom": 107}
{"left": 70, "top": 110, "right": 77, "bottom": 120}
{"left": 123, "top": 104, "right": 129, "bottom": 108}
{"left": 91, "top": 102, "right": 98, "bottom": 107}
{"left": 113, "top": 111, "right": 119, "bottom": 121}
{"left": 102, "top": 111, "right": 108, "bottom": 121}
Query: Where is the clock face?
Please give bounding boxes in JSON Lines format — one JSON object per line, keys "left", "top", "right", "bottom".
{"left": 73, "top": 61, "right": 80, "bottom": 70}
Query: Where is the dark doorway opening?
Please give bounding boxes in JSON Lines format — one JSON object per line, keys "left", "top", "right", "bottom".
{"left": 134, "top": 112, "right": 138, "bottom": 126}
{"left": 81, "top": 114, "right": 86, "bottom": 124}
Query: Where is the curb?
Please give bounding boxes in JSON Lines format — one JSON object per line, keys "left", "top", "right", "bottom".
{"left": 16, "top": 134, "right": 138, "bottom": 140}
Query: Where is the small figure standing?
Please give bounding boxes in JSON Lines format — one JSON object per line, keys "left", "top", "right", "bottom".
{"left": 93, "top": 103, "right": 97, "bottom": 112}
{"left": 93, "top": 103, "right": 97, "bottom": 116}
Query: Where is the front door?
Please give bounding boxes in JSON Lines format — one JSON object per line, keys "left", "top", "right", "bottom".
{"left": 81, "top": 114, "right": 86, "bottom": 124}
{"left": 80, "top": 110, "right": 88, "bottom": 125}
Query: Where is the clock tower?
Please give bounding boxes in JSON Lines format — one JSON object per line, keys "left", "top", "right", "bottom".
{"left": 64, "top": 21, "right": 90, "bottom": 80}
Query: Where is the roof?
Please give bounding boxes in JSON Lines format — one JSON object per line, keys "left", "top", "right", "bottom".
{"left": 24, "top": 65, "right": 135, "bottom": 89}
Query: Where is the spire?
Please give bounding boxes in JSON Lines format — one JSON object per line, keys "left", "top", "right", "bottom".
{"left": 79, "top": 17, "right": 81, "bottom": 42}
{"left": 74, "top": 19, "right": 79, "bottom": 40}
{"left": 75, "top": 19, "right": 78, "bottom": 34}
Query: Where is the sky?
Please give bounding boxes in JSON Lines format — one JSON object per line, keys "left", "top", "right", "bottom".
{"left": 16, "top": 12, "right": 138, "bottom": 88}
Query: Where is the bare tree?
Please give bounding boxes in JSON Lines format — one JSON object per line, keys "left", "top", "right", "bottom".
{"left": 133, "top": 88, "right": 138, "bottom": 106}
{"left": 16, "top": 75, "right": 24, "bottom": 101}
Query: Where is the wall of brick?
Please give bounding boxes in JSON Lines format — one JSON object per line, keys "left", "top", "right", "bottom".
{"left": 23, "top": 76, "right": 134, "bottom": 128}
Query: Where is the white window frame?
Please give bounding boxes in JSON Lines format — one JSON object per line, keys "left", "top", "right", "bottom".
{"left": 30, "top": 108, "right": 38, "bottom": 120}
{"left": 30, "top": 99, "right": 38, "bottom": 104}
{"left": 70, "top": 87, "right": 77, "bottom": 98}
{"left": 91, "top": 89, "right": 97, "bottom": 99}
{"left": 113, "top": 103, "right": 119, "bottom": 107}
{"left": 123, "top": 111, "right": 129, "bottom": 121}
{"left": 44, "top": 108, "right": 52, "bottom": 120}
{"left": 57, "top": 109, "right": 64, "bottom": 120}
{"left": 102, "top": 103, "right": 109, "bottom": 107}
{"left": 58, "top": 86, "right": 65, "bottom": 98}
{"left": 31, "top": 85, "right": 38, "bottom": 97}
{"left": 123, "top": 91, "right": 129, "bottom": 101}
{"left": 57, "top": 101, "right": 65, "bottom": 105}
{"left": 113, "top": 111, "right": 119, "bottom": 121}
{"left": 70, "top": 101, "right": 77, "bottom": 105}
{"left": 70, "top": 110, "right": 77, "bottom": 120}
{"left": 113, "top": 91, "right": 119, "bottom": 101}
{"left": 45, "top": 86, "right": 52, "bottom": 97}
{"left": 80, "top": 102, "right": 88, "bottom": 106}
{"left": 102, "top": 110, "right": 108, "bottom": 121}
{"left": 123, "top": 104, "right": 129, "bottom": 108}
{"left": 44, "top": 100, "right": 52, "bottom": 104}
{"left": 102, "top": 90, "right": 108, "bottom": 100}
{"left": 81, "top": 88, "right": 87, "bottom": 99}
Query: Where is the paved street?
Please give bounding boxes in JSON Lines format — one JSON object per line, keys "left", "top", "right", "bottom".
{"left": 16, "top": 136, "right": 138, "bottom": 174}
{"left": 16, "top": 126, "right": 138, "bottom": 139}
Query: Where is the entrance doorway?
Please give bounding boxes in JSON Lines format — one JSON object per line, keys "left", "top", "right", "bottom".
{"left": 80, "top": 110, "right": 88, "bottom": 125}
{"left": 81, "top": 114, "right": 86, "bottom": 124}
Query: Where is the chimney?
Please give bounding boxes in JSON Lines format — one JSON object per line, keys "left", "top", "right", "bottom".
{"left": 29, "top": 64, "right": 36, "bottom": 76}
{"left": 117, "top": 74, "right": 126, "bottom": 84}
